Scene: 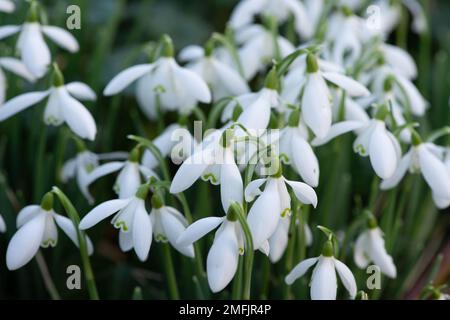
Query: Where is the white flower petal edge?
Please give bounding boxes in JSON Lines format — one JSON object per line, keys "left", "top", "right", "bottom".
{"left": 103, "top": 64, "right": 154, "bottom": 95}
{"left": 79, "top": 199, "right": 130, "bottom": 230}
{"left": 0, "top": 91, "right": 49, "bottom": 121}
{"left": 284, "top": 257, "right": 318, "bottom": 285}
{"left": 177, "top": 216, "right": 225, "bottom": 247}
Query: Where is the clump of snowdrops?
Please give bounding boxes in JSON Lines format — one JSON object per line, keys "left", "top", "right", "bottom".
{"left": 0, "top": 0, "right": 448, "bottom": 300}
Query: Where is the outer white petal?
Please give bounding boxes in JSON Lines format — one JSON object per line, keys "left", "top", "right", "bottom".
{"left": 353, "top": 232, "right": 370, "bottom": 268}
{"left": 160, "top": 208, "right": 194, "bottom": 258}
{"left": 244, "top": 178, "right": 266, "bottom": 202}
{"left": 178, "top": 45, "right": 204, "bottom": 62}
{"left": 142, "top": 123, "right": 180, "bottom": 168}
{"left": 20, "top": 23, "right": 51, "bottom": 78}
{"left": 132, "top": 201, "right": 152, "bottom": 261}
{"left": 206, "top": 222, "right": 239, "bottom": 292}
{"left": 0, "top": 25, "right": 20, "bottom": 40}
{"left": 0, "top": 57, "right": 35, "bottom": 82}
{"left": 0, "top": 214, "right": 5, "bottom": 232}
{"left": 369, "top": 121, "right": 397, "bottom": 179}
{"left": 119, "top": 230, "right": 133, "bottom": 252}
{"left": 291, "top": 134, "right": 319, "bottom": 187}
{"left": 174, "top": 65, "right": 211, "bottom": 103}
{"left": 85, "top": 161, "right": 125, "bottom": 186}
{"left": 247, "top": 178, "right": 281, "bottom": 250}
{"left": 432, "top": 193, "right": 450, "bottom": 210}
{"left": 237, "top": 89, "right": 272, "bottom": 131}
{"left": 418, "top": 145, "right": 450, "bottom": 199}
{"left": 41, "top": 26, "right": 79, "bottom": 52}
{"left": 60, "top": 158, "right": 77, "bottom": 183}
{"left": 311, "top": 121, "right": 365, "bottom": 146}
{"left": 367, "top": 229, "right": 397, "bottom": 278}
{"left": 103, "top": 64, "right": 153, "bottom": 95}
{"left": 380, "top": 151, "right": 411, "bottom": 190}
{"left": 6, "top": 213, "right": 46, "bottom": 270}
{"left": 285, "top": 179, "right": 318, "bottom": 208}
{"left": 79, "top": 199, "right": 129, "bottom": 230}
{"left": 229, "top": 0, "right": 264, "bottom": 29}
{"left": 285, "top": 257, "right": 318, "bottom": 285}
{"left": 220, "top": 148, "right": 243, "bottom": 212}
{"left": 322, "top": 72, "right": 370, "bottom": 97}
{"left": 0, "top": 91, "right": 49, "bottom": 121}
{"left": 382, "top": 44, "right": 417, "bottom": 79}
{"left": 177, "top": 216, "right": 225, "bottom": 247}
{"left": 268, "top": 216, "right": 290, "bottom": 263}
{"left": 16, "top": 205, "right": 41, "bottom": 228}
{"left": 212, "top": 59, "right": 249, "bottom": 97}
{"left": 334, "top": 258, "right": 357, "bottom": 299}
{"left": 310, "top": 256, "right": 337, "bottom": 300}
{"left": 396, "top": 75, "right": 427, "bottom": 116}
{"left": 65, "top": 82, "right": 97, "bottom": 101}
{"left": 54, "top": 214, "right": 94, "bottom": 255}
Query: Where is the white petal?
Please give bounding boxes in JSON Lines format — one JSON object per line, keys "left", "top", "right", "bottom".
{"left": 285, "top": 257, "right": 318, "bottom": 285}
{"left": 334, "top": 258, "right": 357, "bottom": 299}
{"left": 380, "top": 151, "right": 412, "bottom": 190}
{"left": 285, "top": 179, "right": 318, "bottom": 208}
{"left": 174, "top": 64, "right": 212, "bottom": 103}
{"left": 65, "top": 82, "right": 97, "bottom": 101}
{"left": 432, "top": 193, "right": 450, "bottom": 210}
{"left": 0, "top": 25, "right": 20, "bottom": 40}
{"left": 0, "top": 91, "right": 49, "bottom": 121}
{"left": 418, "top": 145, "right": 450, "bottom": 199}
{"left": 20, "top": 23, "right": 51, "bottom": 78}
{"left": 0, "top": 57, "right": 35, "bottom": 82}
{"left": 119, "top": 230, "right": 133, "bottom": 252}
{"left": 382, "top": 44, "right": 417, "bottom": 79}
{"left": 0, "top": 214, "right": 5, "bottom": 232}
{"left": 0, "top": 0, "right": 15, "bottom": 13}
{"left": 310, "top": 256, "right": 337, "bottom": 300}
{"left": 16, "top": 205, "right": 41, "bottom": 228}
{"left": 160, "top": 208, "right": 194, "bottom": 258}
{"left": 369, "top": 121, "right": 397, "bottom": 179}
{"left": 103, "top": 64, "right": 153, "bottom": 95}
{"left": 291, "top": 135, "right": 319, "bottom": 187}
{"left": 353, "top": 232, "right": 370, "bottom": 268}
{"left": 269, "top": 216, "right": 290, "bottom": 263}
{"left": 322, "top": 72, "right": 370, "bottom": 97}
{"left": 6, "top": 213, "right": 46, "bottom": 270}
{"left": 207, "top": 222, "right": 239, "bottom": 292}
{"left": 79, "top": 199, "right": 129, "bottom": 230}
{"left": 247, "top": 178, "right": 281, "bottom": 250}
{"left": 177, "top": 216, "right": 225, "bottom": 247}
{"left": 60, "top": 158, "right": 77, "bottom": 183}
{"left": 142, "top": 123, "right": 180, "bottom": 168}
{"left": 132, "top": 201, "right": 152, "bottom": 261}
{"left": 115, "top": 162, "right": 141, "bottom": 199}
{"left": 311, "top": 121, "right": 365, "bottom": 146}
{"left": 396, "top": 74, "right": 427, "bottom": 116}
{"left": 41, "top": 26, "right": 79, "bottom": 52}
{"left": 59, "top": 88, "right": 97, "bottom": 140}
{"left": 178, "top": 45, "right": 204, "bottom": 62}
{"left": 54, "top": 214, "right": 94, "bottom": 255}
{"left": 367, "top": 229, "right": 397, "bottom": 278}
{"left": 212, "top": 59, "right": 249, "bottom": 97}
{"left": 238, "top": 89, "right": 273, "bottom": 131}
{"left": 220, "top": 148, "right": 243, "bottom": 212}
{"left": 85, "top": 161, "right": 125, "bottom": 186}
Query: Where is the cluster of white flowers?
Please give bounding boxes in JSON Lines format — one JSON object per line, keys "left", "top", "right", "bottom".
{"left": 0, "top": 0, "right": 447, "bottom": 300}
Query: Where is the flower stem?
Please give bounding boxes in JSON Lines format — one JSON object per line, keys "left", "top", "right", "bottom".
{"left": 231, "top": 256, "right": 243, "bottom": 300}
{"left": 35, "top": 251, "right": 61, "bottom": 300}
{"left": 52, "top": 187, "right": 99, "bottom": 300}
{"left": 161, "top": 243, "right": 180, "bottom": 299}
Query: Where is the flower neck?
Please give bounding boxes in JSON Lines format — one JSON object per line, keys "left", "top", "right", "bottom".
{"left": 40, "top": 192, "right": 54, "bottom": 211}
{"left": 51, "top": 63, "right": 65, "bottom": 87}
{"left": 26, "top": 1, "right": 40, "bottom": 22}
{"left": 264, "top": 67, "right": 279, "bottom": 91}
{"left": 150, "top": 193, "right": 164, "bottom": 208}
{"left": 161, "top": 34, "right": 174, "bottom": 57}
{"left": 411, "top": 129, "right": 423, "bottom": 146}
{"left": 306, "top": 53, "right": 319, "bottom": 73}
{"left": 321, "top": 240, "right": 334, "bottom": 257}
{"left": 128, "top": 147, "right": 140, "bottom": 163}
{"left": 287, "top": 109, "right": 300, "bottom": 127}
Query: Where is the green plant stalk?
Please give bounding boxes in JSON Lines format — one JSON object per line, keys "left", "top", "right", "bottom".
{"left": 52, "top": 187, "right": 99, "bottom": 300}
{"left": 231, "top": 256, "right": 244, "bottom": 300}
{"left": 396, "top": 5, "right": 408, "bottom": 49}
{"left": 35, "top": 251, "right": 61, "bottom": 300}
{"left": 161, "top": 243, "right": 180, "bottom": 299}
{"left": 282, "top": 205, "right": 298, "bottom": 299}
{"left": 33, "top": 124, "right": 47, "bottom": 203}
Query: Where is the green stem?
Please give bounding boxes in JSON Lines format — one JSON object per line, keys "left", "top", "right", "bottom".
{"left": 52, "top": 187, "right": 99, "bottom": 300}
{"left": 231, "top": 256, "right": 243, "bottom": 300}
{"left": 35, "top": 250, "right": 61, "bottom": 300}
{"left": 161, "top": 243, "right": 180, "bottom": 299}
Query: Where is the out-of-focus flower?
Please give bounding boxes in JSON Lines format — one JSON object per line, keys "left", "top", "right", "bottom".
{"left": 0, "top": 57, "right": 36, "bottom": 104}
{"left": 0, "top": 0, "right": 15, "bottom": 13}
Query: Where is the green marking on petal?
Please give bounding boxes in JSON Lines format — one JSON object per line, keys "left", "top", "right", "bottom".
{"left": 281, "top": 208, "right": 291, "bottom": 218}
{"left": 202, "top": 173, "right": 218, "bottom": 184}
{"left": 114, "top": 221, "right": 128, "bottom": 232}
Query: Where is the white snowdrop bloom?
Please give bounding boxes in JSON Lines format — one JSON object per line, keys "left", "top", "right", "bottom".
{"left": 268, "top": 216, "right": 312, "bottom": 263}
{"left": 0, "top": 65, "right": 97, "bottom": 140}
{"left": 279, "top": 111, "right": 319, "bottom": 187}
{"left": 0, "top": 4, "right": 79, "bottom": 78}
{"left": 149, "top": 202, "right": 194, "bottom": 258}
{"left": 177, "top": 214, "right": 245, "bottom": 292}
{"left": 379, "top": 43, "right": 417, "bottom": 80}
{"left": 432, "top": 150, "right": 450, "bottom": 209}
{"left": 245, "top": 166, "right": 317, "bottom": 250}
{"left": 61, "top": 149, "right": 128, "bottom": 204}
{"left": 354, "top": 221, "right": 397, "bottom": 278}
{"left": 285, "top": 240, "right": 357, "bottom": 300}
{"left": 178, "top": 45, "right": 249, "bottom": 100}
{"left": 329, "top": 91, "right": 370, "bottom": 133}
{"left": 0, "top": 0, "right": 15, "bottom": 13}
{"left": 236, "top": 24, "right": 295, "bottom": 80}
{"left": 103, "top": 36, "right": 211, "bottom": 118}
{"left": 6, "top": 193, "right": 94, "bottom": 270}
{"left": 353, "top": 113, "right": 400, "bottom": 179}
{"left": 170, "top": 128, "right": 243, "bottom": 213}
{"left": 85, "top": 148, "right": 157, "bottom": 200}
{"left": 229, "top": 0, "right": 313, "bottom": 39}
{"left": 0, "top": 214, "right": 6, "bottom": 233}
{"left": 375, "top": 0, "right": 427, "bottom": 35}
{"left": 79, "top": 185, "right": 153, "bottom": 261}
{"left": 381, "top": 140, "right": 450, "bottom": 208}
{"left": 301, "top": 53, "right": 370, "bottom": 139}
{"left": 0, "top": 57, "right": 36, "bottom": 104}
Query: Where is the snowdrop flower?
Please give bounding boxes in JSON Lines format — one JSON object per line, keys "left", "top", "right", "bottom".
{"left": 285, "top": 239, "right": 357, "bottom": 300}
{"left": 245, "top": 161, "right": 317, "bottom": 250}
{"left": 0, "top": 2, "right": 79, "bottom": 77}
{"left": 229, "top": 0, "right": 313, "bottom": 39}
{"left": 0, "top": 64, "right": 97, "bottom": 140}
{"left": 79, "top": 185, "right": 153, "bottom": 261}
{"left": 375, "top": 0, "right": 427, "bottom": 35}
{"left": 236, "top": 24, "right": 294, "bottom": 80}
{"left": 279, "top": 110, "right": 319, "bottom": 187}
{"left": 6, "top": 193, "right": 93, "bottom": 270}
{"left": 177, "top": 212, "right": 244, "bottom": 292}
{"left": 268, "top": 216, "right": 312, "bottom": 263}
{"left": 353, "top": 107, "right": 400, "bottom": 179}
{"left": 381, "top": 136, "right": 450, "bottom": 208}
{"left": 86, "top": 147, "right": 157, "bottom": 200}
{"left": 301, "top": 53, "right": 370, "bottom": 139}
{"left": 0, "top": 0, "right": 14, "bottom": 13}
{"left": 379, "top": 43, "right": 417, "bottom": 80}
{"left": 61, "top": 143, "right": 128, "bottom": 204}
{"left": 0, "top": 57, "right": 35, "bottom": 104}
{"left": 354, "top": 216, "right": 396, "bottom": 278}
{"left": 178, "top": 44, "right": 249, "bottom": 100}
{"left": 103, "top": 35, "right": 211, "bottom": 118}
